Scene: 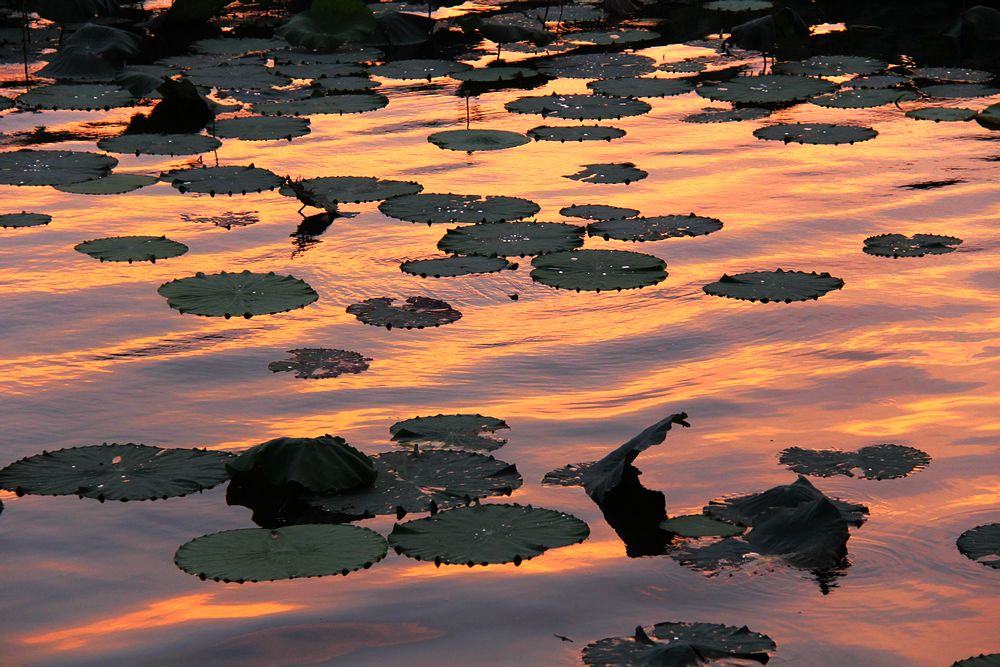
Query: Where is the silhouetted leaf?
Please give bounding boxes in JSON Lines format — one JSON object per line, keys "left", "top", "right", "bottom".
{"left": 346, "top": 296, "right": 462, "bottom": 329}
{"left": 538, "top": 53, "right": 655, "bottom": 79}
{"left": 704, "top": 269, "right": 844, "bottom": 303}
{"left": 268, "top": 348, "right": 371, "bottom": 379}
{"left": 438, "top": 221, "right": 584, "bottom": 257}
{"left": 588, "top": 77, "right": 693, "bottom": 98}
{"left": 753, "top": 123, "right": 877, "bottom": 145}
{"left": 0, "top": 149, "right": 117, "bottom": 187}
{"left": 98, "top": 133, "right": 222, "bottom": 156}
{"left": 214, "top": 116, "right": 311, "bottom": 141}
{"left": 380, "top": 193, "right": 539, "bottom": 223}
{"left": 560, "top": 204, "right": 639, "bottom": 220}
{"left": 400, "top": 255, "right": 512, "bottom": 278}
{"left": 158, "top": 271, "right": 318, "bottom": 318}
{"left": 506, "top": 94, "right": 651, "bottom": 120}
{"left": 55, "top": 174, "right": 159, "bottom": 195}
{"left": 532, "top": 250, "right": 668, "bottom": 292}
{"left": 698, "top": 75, "right": 836, "bottom": 104}
{"left": 779, "top": 444, "right": 931, "bottom": 479}
{"left": 428, "top": 129, "right": 530, "bottom": 152}
{"left": 0, "top": 212, "right": 51, "bottom": 228}
{"left": 227, "top": 435, "right": 376, "bottom": 494}
{"left": 565, "top": 163, "right": 647, "bottom": 184}
{"left": 863, "top": 233, "right": 962, "bottom": 258}
{"left": 390, "top": 414, "right": 509, "bottom": 451}
{"left": 659, "top": 515, "right": 745, "bottom": 537}
{"left": 957, "top": 524, "right": 1000, "bottom": 569}
{"left": 527, "top": 126, "right": 626, "bottom": 142}
{"left": 162, "top": 165, "right": 284, "bottom": 196}
{"left": 588, "top": 214, "right": 723, "bottom": 241}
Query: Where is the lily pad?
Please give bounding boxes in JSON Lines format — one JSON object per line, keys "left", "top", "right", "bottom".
{"left": 213, "top": 116, "right": 311, "bottom": 141}
{"left": 288, "top": 176, "right": 422, "bottom": 207}
{"left": 845, "top": 73, "right": 910, "bottom": 89}
{"left": 753, "top": 123, "right": 877, "bottom": 145}
{"left": 380, "top": 193, "right": 539, "bottom": 224}
{"left": 174, "top": 524, "right": 388, "bottom": 582}
{"left": 185, "top": 63, "right": 288, "bottom": 89}
{"left": 704, "top": 475, "right": 869, "bottom": 527}
{"left": 810, "top": 88, "right": 917, "bottom": 108}
{"left": 162, "top": 165, "right": 284, "bottom": 196}
{"left": 537, "top": 53, "right": 656, "bottom": 79}
{"left": 560, "top": 204, "right": 640, "bottom": 220}
{"left": 17, "top": 83, "right": 134, "bottom": 110}
{"left": 427, "top": 129, "right": 530, "bottom": 152}
{"left": 703, "top": 269, "right": 844, "bottom": 303}
{"left": 952, "top": 655, "right": 1000, "bottom": 667}
{"left": 316, "top": 76, "right": 380, "bottom": 92}
{"left": 272, "top": 62, "right": 366, "bottom": 79}
{"left": 54, "top": 174, "right": 159, "bottom": 195}
{"left": 400, "top": 255, "right": 512, "bottom": 278}
{"left": 703, "top": 0, "right": 772, "bottom": 9}
{"left": 0, "top": 443, "right": 232, "bottom": 502}
{"left": 775, "top": 55, "right": 886, "bottom": 77}
{"left": 588, "top": 214, "right": 723, "bottom": 242}
{"left": 453, "top": 67, "right": 539, "bottom": 83}
{"left": 568, "top": 29, "right": 660, "bottom": 46}
{"left": 683, "top": 107, "right": 771, "bottom": 123}
{"left": 254, "top": 93, "right": 389, "bottom": 116}
{"left": 389, "top": 503, "right": 589, "bottom": 566}
{"left": 226, "top": 435, "right": 376, "bottom": 494}
{"left": 863, "top": 233, "right": 962, "bottom": 258}
{"left": 956, "top": 524, "right": 1000, "bottom": 569}
{"left": 697, "top": 75, "right": 836, "bottom": 104}
{"left": 588, "top": 77, "right": 694, "bottom": 98}
{"left": 527, "top": 125, "right": 626, "bottom": 142}
{"left": 582, "top": 621, "right": 775, "bottom": 666}
{"left": 978, "top": 103, "right": 1000, "bottom": 130}
{"left": 920, "top": 83, "right": 1000, "bottom": 99}
{"left": 912, "top": 67, "right": 994, "bottom": 83}
{"left": 0, "top": 149, "right": 118, "bottom": 187}
{"left": 390, "top": 414, "right": 510, "bottom": 452}
{"left": 779, "top": 444, "right": 931, "bottom": 479}
{"left": 532, "top": 249, "right": 667, "bottom": 292}
{"left": 158, "top": 270, "right": 318, "bottom": 318}
{"left": 506, "top": 94, "right": 651, "bottom": 120}
{"left": 0, "top": 96, "right": 13, "bottom": 111}
{"left": 0, "top": 212, "right": 52, "bottom": 228}
{"left": 565, "top": 163, "right": 647, "bottom": 185}
{"left": 98, "top": 133, "right": 222, "bottom": 156}
{"left": 275, "top": 0, "right": 377, "bottom": 51}
{"left": 346, "top": 296, "right": 462, "bottom": 329}
{"left": 541, "top": 462, "right": 595, "bottom": 487}
{"left": 268, "top": 348, "right": 372, "bottom": 379}
{"left": 371, "top": 59, "right": 471, "bottom": 80}
{"left": 659, "top": 515, "right": 745, "bottom": 538}
{"left": 906, "top": 107, "right": 977, "bottom": 122}
{"left": 192, "top": 37, "right": 288, "bottom": 55}
{"left": 74, "top": 235, "right": 188, "bottom": 263}
{"left": 438, "top": 221, "right": 584, "bottom": 257}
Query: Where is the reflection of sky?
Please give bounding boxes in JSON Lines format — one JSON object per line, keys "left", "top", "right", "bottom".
{"left": 1, "top": 38, "right": 999, "bottom": 666}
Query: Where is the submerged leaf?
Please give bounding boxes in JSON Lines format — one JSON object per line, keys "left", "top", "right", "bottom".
{"left": 75, "top": 236, "right": 188, "bottom": 263}
{"left": 226, "top": 435, "right": 376, "bottom": 494}
{"left": 268, "top": 348, "right": 371, "bottom": 379}
{"left": 863, "top": 233, "right": 962, "bottom": 258}
{"left": 956, "top": 524, "right": 1000, "bottom": 569}
{"left": 158, "top": 271, "right": 319, "bottom": 318}
{"left": 703, "top": 269, "right": 844, "bottom": 303}
{"left": 390, "top": 414, "right": 509, "bottom": 452}
{"left": 438, "top": 221, "right": 584, "bottom": 257}
{"left": 531, "top": 250, "right": 668, "bottom": 292}
{"left": 779, "top": 444, "right": 931, "bottom": 479}
{"left": 346, "top": 296, "right": 462, "bottom": 329}
{"left": 582, "top": 621, "right": 775, "bottom": 667}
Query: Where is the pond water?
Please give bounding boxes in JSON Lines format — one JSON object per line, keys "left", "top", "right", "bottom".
{"left": 1, "top": 3, "right": 999, "bottom": 666}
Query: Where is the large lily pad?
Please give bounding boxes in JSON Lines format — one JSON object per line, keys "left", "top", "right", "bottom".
{"left": 162, "top": 165, "right": 284, "bottom": 196}
{"left": 268, "top": 348, "right": 371, "bottom": 379}
{"left": 703, "top": 269, "right": 844, "bottom": 303}
{"left": 288, "top": 176, "right": 422, "bottom": 207}
{"left": 185, "top": 63, "right": 289, "bottom": 90}
{"left": 779, "top": 444, "right": 931, "bottom": 479}
{"left": 913, "top": 67, "right": 994, "bottom": 83}
{"left": 775, "top": 55, "right": 886, "bottom": 77}
{"left": 390, "top": 414, "right": 509, "bottom": 452}
{"left": 863, "top": 233, "right": 962, "bottom": 258}
{"left": 0, "top": 443, "right": 232, "bottom": 502}
{"left": 589, "top": 214, "right": 723, "bottom": 242}
{"left": 531, "top": 249, "right": 668, "bottom": 292}
{"left": 158, "top": 271, "right": 318, "bottom": 318}
{"left": 400, "top": 255, "right": 512, "bottom": 278}
{"left": 753, "top": 123, "right": 877, "bottom": 145}
{"left": 506, "top": 94, "right": 651, "bottom": 120}
{"left": 920, "top": 83, "right": 1000, "bottom": 99}
{"left": 17, "top": 84, "right": 134, "bottom": 110}
{"left": 428, "top": 129, "right": 529, "bottom": 152}
{"left": 174, "top": 524, "right": 387, "bottom": 582}
{"left": 561, "top": 204, "right": 639, "bottom": 220}
{"left": 371, "top": 59, "right": 471, "bottom": 80}
{"left": 588, "top": 77, "right": 694, "bottom": 98}
{"left": 227, "top": 435, "right": 376, "bottom": 494}
{"left": 683, "top": 107, "right": 771, "bottom": 123}
{"left": 380, "top": 193, "right": 539, "bottom": 224}
{"left": 254, "top": 93, "right": 389, "bottom": 116}
{"left": 582, "top": 621, "right": 775, "bottom": 666}
{"left": 0, "top": 212, "right": 51, "bottom": 228}
{"left": 698, "top": 74, "right": 836, "bottom": 104}
{"left": 704, "top": 476, "right": 869, "bottom": 527}
{"left": 810, "top": 88, "right": 917, "bottom": 108}
{"left": 453, "top": 67, "right": 539, "bottom": 83}
{"left": 568, "top": 29, "right": 660, "bottom": 46}
{"left": 213, "top": 116, "right": 311, "bottom": 141}
{"left": 538, "top": 53, "right": 655, "bottom": 80}
{"left": 527, "top": 126, "right": 626, "bottom": 142}
{"left": 438, "top": 221, "right": 584, "bottom": 257}
{"left": 845, "top": 73, "right": 910, "bottom": 89}
{"left": 0, "top": 149, "right": 117, "bottom": 187}
{"left": 956, "top": 524, "right": 1000, "bottom": 569}
{"left": 565, "top": 163, "right": 647, "bottom": 185}
{"left": 906, "top": 107, "right": 977, "bottom": 122}
{"left": 74, "top": 235, "right": 188, "bottom": 263}
{"left": 98, "top": 133, "right": 222, "bottom": 156}
{"left": 54, "top": 174, "right": 159, "bottom": 195}
{"left": 346, "top": 296, "right": 461, "bottom": 329}
{"left": 272, "top": 62, "right": 366, "bottom": 79}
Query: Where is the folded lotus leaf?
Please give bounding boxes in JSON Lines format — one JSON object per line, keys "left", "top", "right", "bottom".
{"left": 659, "top": 515, "right": 745, "bottom": 537}
{"left": 957, "top": 524, "right": 1000, "bottom": 569}
{"left": 276, "top": 0, "right": 376, "bottom": 50}
{"left": 568, "top": 29, "right": 660, "bottom": 45}
{"left": 371, "top": 59, "right": 471, "bottom": 80}
{"left": 175, "top": 524, "right": 387, "bottom": 582}
{"left": 538, "top": 53, "right": 655, "bottom": 79}
{"left": 527, "top": 126, "right": 626, "bottom": 142}
{"left": 863, "top": 233, "right": 962, "bottom": 258}
{"left": 400, "top": 255, "right": 512, "bottom": 278}
{"left": 184, "top": 63, "right": 289, "bottom": 89}
{"left": 775, "top": 55, "right": 886, "bottom": 77}
{"left": 506, "top": 94, "right": 651, "bottom": 120}
{"left": 810, "top": 88, "right": 917, "bottom": 108}
{"left": 705, "top": 476, "right": 869, "bottom": 527}
{"left": 316, "top": 76, "right": 380, "bottom": 92}
{"left": 303, "top": 449, "right": 522, "bottom": 517}
{"left": 779, "top": 444, "right": 931, "bottom": 479}
{"left": 560, "top": 204, "right": 639, "bottom": 220}
{"left": 428, "top": 129, "right": 530, "bottom": 152}
{"left": 952, "top": 654, "right": 1000, "bottom": 667}
{"left": 289, "top": 176, "right": 422, "bottom": 207}
{"left": 846, "top": 73, "right": 909, "bottom": 88}
{"left": 213, "top": 116, "right": 311, "bottom": 141}
{"left": 75, "top": 235, "right": 188, "bottom": 263}
{"left": 588, "top": 77, "right": 694, "bottom": 98}
{"left": 540, "top": 462, "right": 594, "bottom": 486}
{"left": 907, "top": 107, "right": 977, "bottom": 122}
{"left": 192, "top": 37, "right": 288, "bottom": 55}
{"left": 697, "top": 74, "right": 836, "bottom": 104}
{"left": 683, "top": 107, "right": 770, "bottom": 123}
{"left": 158, "top": 270, "right": 318, "bottom": 318}
{"left": 584, "top": 622, "right": 774, "bottom": 666}
{"left": 703, "top": 0, "right": 772, "bottom": 9}
{"left": 346, "top": 296, "right": 461, "bottom": 329}
{"left": 753, "top": 123, "right": 877, "bottom": 145}
{"left": 17, "top": 84, "right": 135, "bottom": 110}
{"left": 0, "top": 443, "right": 232, "bottom": 501}
{"left": 977, "top": 102, "right": 1000, "bottom": 130}
{"left": 380, "top": 193, "right": 539, "bottom": 224}
{"left": 589, "top": 214, "right": 723, "bottom": 242}
{"left": 453, "top": 67, "right": 538, "bottom": 82}
{"left": 565, "top": 163, "right": 647, "bottom": 185}
{"left": 0, "top": 149, "right": 117, "bottom": 187}
{"left": 227, "top": 435, "right": 376, "bottom": 494}
{"left": 389, "top": 503, "right": 589, "bottom": 566}
{"left": 438, "top": 221, "right": 584, "bottom": 257}
{"left": 162, "top": 165, "right": 284, "bottom": 196}
{"left": 390, "top": 414, "right": 509, "bottom": 452}
{"left": 921, "top": 83, "right": 1000, "bottom": 98}
{"left": 273, "top": 62, "right": 366, "bottom": 79}
{"left": 703, "top": 269, "right": 844, "bottom": 303}
{"left": 268, "top": 348, "right": 371, "bottom": 379}
{"left": 912, "top": 67, "right": 994, "bottom": 83}
{"left": 0, "top": 212, "right": 51, "bottom": 228}
{"left": 98, "top": 133, "right": 222, "bottom": 156}
{"left": 253, "top": 93, "right": 389, "bottom": 116}
{"left": 745, "top": 496, "right": 850, "bottom": 569}
{"left": 532, "top": 249, "right": 668, "bottom": 292}
{"left": 54, "top": 174, "right": 159, "bottom": 195}
{"left": 0, "top": 96, "right": 13, "bottom": 111}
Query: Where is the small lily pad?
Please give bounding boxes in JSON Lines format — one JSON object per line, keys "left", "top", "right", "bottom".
{"left": 158, "top": 270, "right": 318, "bottom": 318}
{"left": 775, "top": 55, "right": 886, "bottom": 77}
{"left": 289, "top": 176, "right": 422, "bottom": 207}
{"left": 346, "top": 296, "right": 461, "bottom": 329}
{"left": 703, "top": 269, "right": 844, "bottom": 303}
{"left": 227, "top": 435, "right": 376, "bottom": 494}
{"left": 213, "top": 116, "right": 311, "bottom": 141}
{"left": 588, "top": 77, "right": 694, "bottom": 98}
{"left": 453, "top": 67, "right": 539, "bottom": 83}
{"left": 659, "top": 515, "right": 745, "bottom": 538}
{"left": 438, "top": 221, "right": 584, "bottom": 257}
{"left": 400, "top": 255, "right": 512, "bottom": 278}
{"left": 316, "top": 75, "right": 380, "bottom": 92}
{"left": 956, "top": 524, "right": 1000, "bottom": 569}
{"left": 753, "top": 123, "right": 877, "bottom": 145}
{"left": 0, "top": 212, "right": 51, "bottom": 228}
{"left": 254, "top": 93, "right": 389, "bottom": 116}
{"left": 98, "top": 133, "right": 222, "bottom": 156}
{"left": 390, "top": 414, "right": 510, "bottom": 452}
{"left": 863, "top": 233, "right": 962, "bottom": 258}
{"left": 561, "top": 204, "right": 639, "bottom": 220}
{"left": 54, "top": 174, "right": 159, "bottom": 195}
{"left": 162, "top": 165, "right": 284, "bottom": 196}
{"left": 810, "top": 88, "right": 917, "bottom": 108}
{"left": 527, "top": 125, "right": 626, "bottom": 142}
{"left": 506, "top": 94, "right": 651, "bottom": 120}
{"left": 531, "top": 249, "right": 667, "bottom": 292}
{"left": 588, "top": 214, "right": 723, "bottom": 242}
{"left": 427, "top": 129, "right": 530, "bottom": 152}
{"left": 906, "top": 107, "right": 977, "bottom": 122}
{"left": 0, "top": 149, "right": 118, "bottom": 187}
{"left": 17, "top": 84, "right": 135, "bottom": 111}
{"left": 698, "top": 75, "right": 836, "bottom": 104}
{"left": 566, "top": 163, "right": 647, "bottom": 185}
{"left": 538, "top": 53, "right": 656, "bottom": 80}
{"left": 582, "top": 621, "right": 775, "bottom": 666}
{"left": 845, "top": 73, "right": 910, "bottom": 89}
{"left": 380, "top": 193, "right": 539, "bottom": 224}
{"left": 371, "top": 59, "right": 471, "bottom": 80}
{"left": 912, "top": 67, "right": 994, "bottom": 83}
{"left": 779, "top": 444, "right": 931, "bottom": 479}
{"left": 268, "top": 348, "right": 371, "bottom": 379}
{"left": 541, "top": 462, "right": 595, "bottom": 487}
{"left": 683, "top": 107, "right": 771, "bottom": 123}
{"left": 75, "top": 235, "right": 188, "bottom": 263}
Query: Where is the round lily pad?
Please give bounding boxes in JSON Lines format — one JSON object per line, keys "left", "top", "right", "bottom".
{"left": 565, "top": 163, "right": 647, "bottom": 185}
{"left": 371, "top": 59, "right": 471, "bottom": 80}
{"left": 703, "top": 269, "right": 843, "bottom": 303}
{"left": 316, "top": 75, "right": 380, "bottom": 92}
{"left": 527, "top": 125, "right": 626, "bottom": 142}
{"left": 380, "top": 193, "right": 539, "bottom": 224}
{"left": 588, "top": 77, "right": 694, "bottom": 98}
{"left": 952, "top": 654, "right": 1000, "bottom": 667}
{"left": 0, "top": 212, "right": 51, "bottom": 228}
{"left": 17, "top": 84, "right": 135, "bottom": 110}
{"left": 912, "top": 67, "right": 994, "bottom": 84}
{"left": 907, "top": 107, "right": 977, "bottom": 122}
{"left": 274, "top": 48, "right": 383, "bottom": 65}
{"left": 561, "top": 204, "right": 640, "bottom": 220}
{"left": 213, "top": 116, "right": 311, "bottom": 141}
{"left": 453, "top": 67, "right": 539, "bottom": 83}
{"left": 531, "top": 249, "right": 668, "bottom": 292}
{"left": 389, "top": 503, "right": 589, "bottom": 566}
{"left": 98, "top": 133, "right": 222, "bottom": 156}
{"left": 810, "top": 88, "right": 917, "bottom": 108}
{"left": 268, "top": 348, "right": 371, "bottom": 379}
{"left": 582, "top": 621, "right": 776, "bottom": 666}
{"left": 227, "top": 435, "right": 376, "bottom": 494}
{"left": 588, "top": 214, "right": 723, "bottom": 242}
{"left": 697, "top": 75, "right": 836, "bottom": 104}
{"left": 193, "top": 37, "right": 288, "bottom": 55}
{"left": 845, "top": 73, "right": 910, "bottom": 89}
{"left": 659, "top": 515, "right": 746, "bottom": 538}
{"left": 0, "top": 443, "right": 232, "bottom": 502}
{"left": 957, "top": 524, "right": 1000, "bottom": 570}
{"left": 438, "top": 221, "right": 584, "bottom": 257}
{"left": 390, "top": 414, "right": 510, "bottom": 452}
{"left": 347, "top": 296, "right": 461, "bottom": 330}
{"left": 753, "top": 123, "right": 877, "bottom": 145}
{"left": 659, "top": 60, "right": 707, "bottom": 73}
{"left": 158, "top": 270, "right": 319, "bottom": 318}
{"left": 568, "top": 30, "right": 659, "bottom": 46}
{"left": 703, "top": 0, "right": 772, "bottom": 9}
{"left": 920, "top": 83, "right": 1000, "bottom": 99}
{"left": 289, "top": 176, "right": 422, "bottom": 207}
{"left": 74, "top": 235, "right": 188, "bottom": 263}
{"left": 779, "top": 444, "right": 931, "bottom": 479}
{"left": 400, "top": 255, "right": 512, "bottom": 278}
{"left": 683, "top": 107, "right": 771, "bottom": 123}
{"left": 427, "top": 129, "right": 529, "bottom": 152}
{"left": 272, "top": 62, "right": 366, "bottom": 79}
{"left": 254, "top": 93, "right": 389, "bottom": 116}
{"left": 863, "top": 233, "right": 962, "bottom": 258}
{"left": 0, "top": 149, "right": 118, "bottom": 187}
{"left": 185, "top": 63, "right": 288, "bottom": 89}
{"left": 776, "top": 55, "right": 886, "bottom": 77}
{"left": 174, "top": 524, "right": 388, "bottom": 582}
{"left": 162, "top": 165, "right": 284, "bottom": 196}
{"left": 538, "top": 53, "right": 656, "bottom": 80}
{"left": 54, "top": 174, "right": 159, "bottom": 195}
{"left": 506, "top": 94, "right": 651, "bottom": 121}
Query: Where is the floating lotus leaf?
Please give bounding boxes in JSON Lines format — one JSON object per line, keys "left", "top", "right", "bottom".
{"left": 303, "top": 449, "right": 522, "bottom": 517}
{"left": 371, "top": 59, "right": 471, "bottom": 80}
{"left": 98, "top": 133, "right": 222, "bottom": 156}
{"left": 697, "top": 74, "right": 836, "bottom": 104}
{"left": 532, "top": 249, "right": 667, "bottom": 292}
{"left": 527, "top": 125, "right": 626, "bottom": 142}
{"left": 438, "top": 221, "right": 584, "bottom": 257}
{"left": 921, "top": 83, "right": 1000, "bottom": 99}
{"left": 290, "top": 176, "right": 422, "bottom": 207}
{"left": 588, "top": 214, "right": 723, "bottom": 242}
{"left": 380, "top": 193, "right": 539, "bottom": 224}
{"left": 158, "top": 270, "right": 318, "bottom": 318}
{"left": 775, "top": 55, "right": 886, "bottom": 77}
{"left": 745, "top": 496, "right": 851, "bottom": 569}
{"left": 863, "top": 233, "right": 962, "bottom": 258}
{"left": 846, "top": 73, "right": 910, "bottom": 88}
{"left": 390, "top": 414, "right": 510, "bottom": 452}
{"left": 703, "top": 269, "right": 843, "bottom": 303}
{"left": 273, "top": 47, "right": 382, "bottom": 65}
{"left": 683, "top": 107, "right": 771, "bottom": 123}
{"left": 181, "top": 211, "right": 260, "bottom": 229}
{"left": 192, "top": 37, "right": 288, "bottom": 55}
{"left": 427, "top": 129, "right": 530, "bottom": 152}
{"left": 810, "top": 88, "right": 917, "bottom": 108}
{"left": 453, "top": 67, "right": 539, "bottom": 83}
{"left": 956, "top": 524, "right": 1000, "bottom": 569}
{"left": 276, "top": 0, "right": 377, "bottom": 51}
{"left": 227, "top": 435, "right": 376, "bottom": 494}
{"left": 704, "top": 0, "right": 772, "bottom": 9}
{"left": 565, "top": 163, "right": 647, "bottom": 185}
{"left": 506, "top": 94, "right": 651, "bottom": 120}
{"left": 271, "top": 62, "right": 365, "bottom": 79}
{"left": 0, "top": 149, "right": 117, "bottom": 187}
{"left": 213, "top": 116, "right": 311, "bottom": 141}
{"left": 977, "top": 103, "right": 1000, "bottom": 130}
{"left": 568, "top": 29, "right": 660, "bottom": 45}
{"left": 74, "top": 235, "right": 188, "bottom": 263}
{"left": 347, "top": 296, "right": 461, "bottom": 329}
{"left": 704, "top": 476, "right": 869, "bottom": 527}
{"left": 316, "top": 75, "right": 380, "bottom": 92}
{"left": 0, "top": 212, "right": 51, "bottom": 228}
{"left": 912, "top": 67, "right": 994, "bottom": 83}
{"left": 560, "top": 204, "right": 640, "bottom": 220}
{"left": 588, "top": 77, "right": 694, "bottom": 98}
{"left": 779, "top": 444, "right": 931, "bottom": 479}
{"left": 389, "top": 503, "right": 589, "bottom": 566}
{"left": 953, "top": 654, "right": 1000, "bottom": 667}
{"left": 659, "top": 515, "right": 745, "bottom": 537}
{"left": 582, "top": 621, "right": 775, "bottom": 667}
{"left": 0, "top": 96, "right": 13, "bottom": 111}
{"left": 753, "top": 123, "right": 877, "bottom": 145}
{"left": 541, "top": 462, "right": 594, "bottom": 486}
{"left": 659, "top": 60, "right": 707, "bottom": 73}
{"left": 268, "top": 348, "right": 371, "bottom": 379}
{"left": 185, "top": 63, "right": 288, "bottom": 89}
{"left": 537, "top": 53, "right": 656, "bottom": 79}
{"left": 400, "top": 255, "right": 512, "bottom": 278}
{"left": 0, "top": 443, "right": 232, "bottom": 501}
{"left": 254, "top": 93, "right": 389, "bottom": 116}
{"left": 174, "top": 524, "right": 387, "bottom": 582}
{"left": 906, "top": 107, "right": 977, "bottom": 122}
{"left": 162, "top": 165, "right": 284, "bottom": 196}
{"left": 17, "top": 84, "right": 134, "bottom": 110}
{"left": 54, "top": 174, "right": 159, "bottom": 195}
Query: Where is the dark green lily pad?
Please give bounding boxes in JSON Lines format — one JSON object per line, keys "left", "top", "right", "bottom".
{"left": 380, "top": 193, "right": 539, "bottom": 224}
{"left": 273, "top": 48, "right": 383, "bottom": 65}
{"left": 453, "top": 67, "right": 539, "bottom": 83}
{"left": 74, "top": 235, "right": 188, "bottom": 263}
{"left": 98, "top": 133, "right": 222, "bottom": 156}
{"left": 192, "top": 37, "right": 288, "bottom": 55}
{"left": 162, "top": 165, "right": 284, "bottom": 196}
{"left": 588, "top": 77, "right": 694, "bottom": 98}
{"left": 275, "top": 0, "right": 376, "bottom": 51}
{"left": 389, "top": 503, "right": 589, "bottom": 566}
{"left": 438, "top": 221, "right": 584, "bottom": 257}
{"left": 683, "top": 107, "right": 771, "bottom": 123}
{"left": 906, "top": 107, "right": 977, "bottom": 122}
{"left": 541, "top": 462, "right": 595, "bottom": 487}
{"left": 776, "top": 55, "right": 886, "bottom": 77}
{"left": 254, "top": 93, "right": 389, "bottom": 116}
{"left": 0, "top": 149, "right": 118, "bottom": 187}
{"left": 272, "top": 62, "right": 366, "bottom": 79}
{"left": 956, "top": 524, "right": 1000, "bottom": 569}
{"left": 978, "top": 103, "right": 1000, "bottom": 130}
{"left": 912, "top": 67, "right": 994, "bottom": 83}
{"left": 185, "top": 63, "right": 288, "bottom": 89}
{"left": 0, "top": 96, "right": 13, "bottom": 111}
{"left": 705, "top": 476, "right": 869, "bottom": 527}
{"left": 561, "top": 204, "right": 640, "bottom": 220}
{"left": 659, "top": 515, "right": 745, "bottom": 538}
{"left": 704, "top": 0, "right": 772, "bottom": 9}
{"left": 845, "top": 74, "right": 910, "bottom": 88}
{"left": 0, "top": 212, "right": 51, "bottom": 228}
{"left": 538, "top": 53, "right": 656, "bottom": 80}
{"left": 810, "top": 88, "right": 917, "bottom": 108}
{"left": 565, "top": 163, "right": 647, "bottom": 185}
{"left": 582, "top": 621, "right": 775, "bottom": 666}
{"left": 316, "top": 75, "right": 380, "bottom": 92}
{"left": 703, "top": 269, "right": 844, "bottom": 303}
{"left": 659, "top": 60, "right": 707, "bottom": 73}
{"left": 568, "top": 29, "right": 660, "bottom": 46}
{"left": 390, "top": 414, "right": 509, "bottom": 452}
{"left": 227, "top": 435, "right": 376, "bottom": 494}
{"left": 754, "top": 123, "right": 877, "bottom": 145}
{"left": 0, "top": 443, "right": 232, "bottom": 501}
{"left": 54, "top": 174, "right": 159, "bottom": 195}
{"left": 952, "top": 654, "right": 1000, "bottom": 667}
{"left": 531, "top": 249, "right": 667, "bottom": 292}
{"left": 346, "top": 296, "right": 461, "bottom": 329}
{"left": 506, "top": 94, "right": 651, "bottom": 120}
{"left": 213, "top": 116, "right": 311, "bottom": 141}
{"left": 371, "top": 59, "right": 471, "bottom": 80}
{"left": 174, "top": 524, "right": 388, "bottom": 582}
{"left": 527, "top": 126, "right": 626, "bottom": 142}
{"left": 920, "top": 83, "right": 1000, "bottom": 99}
{"left": 268, "top": 348, "right": 371, "bottom": 379}
{"left": 288, "top": 176, "right": 422, "bottom": 207}
{"left": 17, "top": 84, "right": 135, "bottom": 111}
{"left": 779, "top": 444, "right": 931, "bottom": 479}
{"left": 863, "top": 233, "right": 962, "bottom": 258}
{"left": 400, "top": 255, "right": 512, "bottom": 278}
{"left": 697, "top": 75, "right": 836, "bottom": 104}
{"left": 427, "top": 129, "right": 529, "bottom": 152}
{"left": 158, "top": 270, "right": 318, "bottom": 318}
{"left": 588, "top": 214, "right": 723, "bottom": 242}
